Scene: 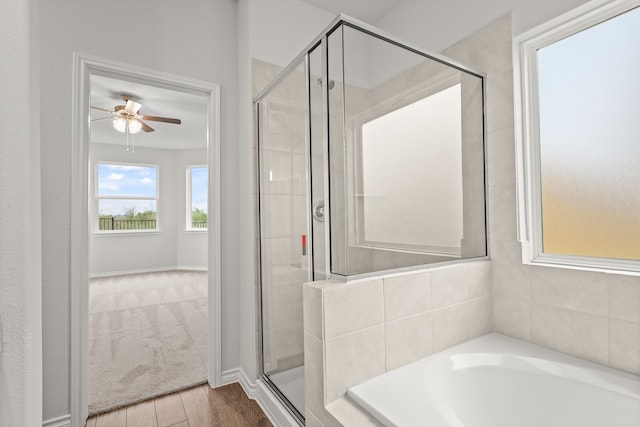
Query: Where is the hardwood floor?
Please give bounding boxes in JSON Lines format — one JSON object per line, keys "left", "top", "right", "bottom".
{"left": 85, "top": 383, "right": 273, "bottom": 427}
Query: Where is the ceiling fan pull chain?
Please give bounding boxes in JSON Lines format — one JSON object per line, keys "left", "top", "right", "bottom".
{"left": 131, "top": 132, "right": 135, "bottom": 154}
{"left": 125, "top": 126, "right": 130, "bottom": 152}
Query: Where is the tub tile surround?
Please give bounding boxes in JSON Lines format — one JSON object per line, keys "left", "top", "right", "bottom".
{"left": 383, "top": 272, "right": 430, "bottom": 322}
{"left": 610, "top": 319, "right": 640, "bottom": 374}
{"left": 303, "top": 261, "right": 492, "bottom": 426}
{"left": 608, "top": 274, "right": 640, "bottom": 323}
{"left": 496, "top": 259, "right": 640, "bottom": 372}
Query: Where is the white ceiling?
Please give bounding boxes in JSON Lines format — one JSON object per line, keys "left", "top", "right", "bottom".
{"left": 297, "top": 0, "right": 404, "bottom": 23}
{"left": 90, "top": 75, "right": 208, "bottom": 150}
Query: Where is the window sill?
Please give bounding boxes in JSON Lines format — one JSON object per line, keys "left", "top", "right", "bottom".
{"left": 520, "top": 241, "right": 640, "bottom": 277}
{"left": 185, "top": 229, "right": 208, "bottom": 233}
{"left": 93, "top": 230, "right": 160, "bottom": 237}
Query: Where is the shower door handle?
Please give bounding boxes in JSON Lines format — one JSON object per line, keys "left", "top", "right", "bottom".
{"left": 312, "top": 201, "right": 325, "bottom": 222}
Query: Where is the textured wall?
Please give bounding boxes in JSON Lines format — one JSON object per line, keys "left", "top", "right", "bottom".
{"left": 0, "top": 0, "right": 42, "bottom": 426}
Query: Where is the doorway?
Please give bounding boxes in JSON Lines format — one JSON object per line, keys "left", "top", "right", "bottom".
{"left": 87, "top": 75, "right": 211, "bottom": 413}
{"left": 70, "top": 53, "right": 221, "bottom": 426}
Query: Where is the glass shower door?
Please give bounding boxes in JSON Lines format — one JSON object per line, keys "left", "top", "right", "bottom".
{"left": 256, "top": 58, "right": 310, "bottom": 421}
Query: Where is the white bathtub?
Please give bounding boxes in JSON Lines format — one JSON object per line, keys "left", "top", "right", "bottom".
{"left": 347, "top": 333, "right": 640, "bottom": 427}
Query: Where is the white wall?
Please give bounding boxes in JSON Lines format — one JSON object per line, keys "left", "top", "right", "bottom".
{"left": 249, "top": 0, "right": 334, "bottom": 68}
{"left": 376, "top": 0, "right": 591, "bottom": 50}
{"left": 39, "top": 0, "right": 239, "bottom": 421}
{"left": 89, "top": 144, "right": 207, "bottom": 276}
{"left": 0, "top": 0, "right": 42, "bottom": 426}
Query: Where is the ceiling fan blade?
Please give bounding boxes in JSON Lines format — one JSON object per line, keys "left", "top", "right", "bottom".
{"left": 141, "top": 115, "right": 182, "bottom": 125}
{"left": 124, "top": 100, "right": 142, "bottom": 114}
{"left": 90, "top": 116, "right": 116, "bottom": 122}
{"left": 91, "top": 106, "right": 116, "bottom": 114}
{"left": 139, "top": 120, "right": 155, "bottom": 133}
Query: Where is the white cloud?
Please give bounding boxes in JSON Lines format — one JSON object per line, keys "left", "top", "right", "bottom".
{"left": 140, "top": 177, "right": 153, "bottom": 184}
{"left": 99, "top": 182, "right": 120, "bottom": 191}
{"left": 108, "top": 173, "right": 124, "bottom": 180}
{"left": 106, "top": 164, "right": 144, "bottom": 171}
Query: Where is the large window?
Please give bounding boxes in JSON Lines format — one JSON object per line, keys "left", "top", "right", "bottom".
{"left": 187, "top": 166, "right": 208, "bottom": 230}
{"left": 516, "top": 0, "right": 640, "bottom": 270}
{"left": 96, "top": 163, "right": 158, "bottom": 232}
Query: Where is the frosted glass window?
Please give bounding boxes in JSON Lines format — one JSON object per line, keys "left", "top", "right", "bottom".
{"left": 537, "top": 6, "right": 640, "bottom": 261}
{"left": 360, "top": 84, "right": 463, "bottom": 255}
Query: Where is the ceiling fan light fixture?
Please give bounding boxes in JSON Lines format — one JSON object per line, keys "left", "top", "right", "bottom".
{"left": 128, "top": 119, "right": 142, "bottom": 134}
{"left": 112, "top": 117, "right": 142, "bottom": 134}
{"left": 112, "top": 117, "right": 127, "bottom": 133}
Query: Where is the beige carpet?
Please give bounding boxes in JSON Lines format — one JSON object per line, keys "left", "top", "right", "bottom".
{"left": 88, "top": 270, "right": 208, "bottom": 414}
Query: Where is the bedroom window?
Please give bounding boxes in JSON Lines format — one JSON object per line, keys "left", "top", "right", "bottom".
{"left": 96, "top": 163, "right": 158, "bottom": 232}
{"left": 187, "top": 166, "right": 208, "bottom": 230}
{"left": 516, "top": 0, "right": 640, "bottom": 270}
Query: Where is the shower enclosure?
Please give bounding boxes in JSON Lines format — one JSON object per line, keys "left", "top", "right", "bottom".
{"left": 254, "top": 16, "right": 487, "bottom": 423}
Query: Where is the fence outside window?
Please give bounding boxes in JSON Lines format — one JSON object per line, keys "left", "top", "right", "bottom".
{"left": 99, "top": 217, "right": 157, "bottom": 230}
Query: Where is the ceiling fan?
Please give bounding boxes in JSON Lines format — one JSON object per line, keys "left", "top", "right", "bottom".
{"left": 91, "top": 93, "right": 181, "bottom": 134}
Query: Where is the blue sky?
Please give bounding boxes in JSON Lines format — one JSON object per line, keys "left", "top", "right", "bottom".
{"left": 191, "top": 167, "right": 208, "bottom": 213}
{"left": 97, "top": 164, "right": 157, "bottom": 197}
{"left": 97, "top": 164, "right": 157, "bottom": 216}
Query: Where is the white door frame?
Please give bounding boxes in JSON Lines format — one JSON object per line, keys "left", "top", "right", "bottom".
{"left": 70, "top": 52, "right": 222, "bottom": 426}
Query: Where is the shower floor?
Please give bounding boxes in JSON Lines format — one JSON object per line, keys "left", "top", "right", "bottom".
{"left": 269, "top": 365, "right": 305, "bottom": 415}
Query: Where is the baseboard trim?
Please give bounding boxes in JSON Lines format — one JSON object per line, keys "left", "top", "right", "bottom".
{"left": 43, "top": 414, "right": 71, "bottom": 427}
{"left": 220, "top": 369, "right": 299, "bottom": 427}
{"left": 175, "top": 265, "right": 208, "bottom": 272}
{"left": 220, "top": 367, "right": 255, "bottom": 392}
{"left": 89, "top": 266, "right": 208, "bottom": 278}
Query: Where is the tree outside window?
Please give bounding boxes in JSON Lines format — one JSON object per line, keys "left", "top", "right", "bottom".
{"left": 188, "top": 166, "right": 208, "bottom": 230}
